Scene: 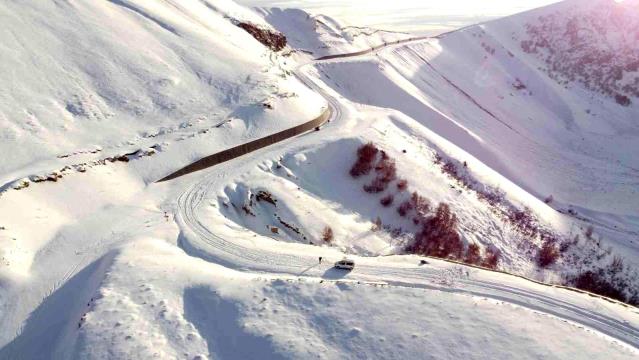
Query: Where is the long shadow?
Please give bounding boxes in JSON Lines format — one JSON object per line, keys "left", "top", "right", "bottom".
{"left": 183, "top": 286, "right": 287, "bottom": 360}
{"left": 321, "top": 267, "right": 350, "bottom": 280}
{"left": 0, "top": 252, "right": 116, "bottom": 360}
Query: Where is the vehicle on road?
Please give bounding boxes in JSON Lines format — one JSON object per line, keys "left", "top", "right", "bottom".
{"left": 334, "top": 258, "right": 355, "bottom": 270}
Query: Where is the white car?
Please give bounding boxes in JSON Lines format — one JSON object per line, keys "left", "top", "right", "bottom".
{"left": 334, "top": 259, "right": 355, "bottom": 270}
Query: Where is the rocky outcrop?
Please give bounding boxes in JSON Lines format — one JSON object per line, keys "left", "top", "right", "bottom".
{"left": 237, "top": 22, "right": 286, "bottom": 51}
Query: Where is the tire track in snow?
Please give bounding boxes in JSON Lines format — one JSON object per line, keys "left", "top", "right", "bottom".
{"left": 174, "top": 62, "right": 639, "bottom": 351}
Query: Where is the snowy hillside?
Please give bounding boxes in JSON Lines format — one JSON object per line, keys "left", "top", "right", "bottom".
{"left": 305, "top": 0, "right": 639, "bottom": 301}
{"left": 253, "top": 7, "right": 411, "bottom": 58}
{"left": 1, "top": 0, "right": 639, "bottom": 359}
{"left": 0, "top": 0, "right": 323, "bottom": 181}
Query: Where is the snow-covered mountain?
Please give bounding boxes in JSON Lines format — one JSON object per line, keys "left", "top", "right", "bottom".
{"left": 301, "top": 0, "right": 639, "bottom": 302}
{"left": 0, "top": 0, "right": 323, "bottom": 182}
{"left": 1, "top": 0, "right": 638, "bottom": 359}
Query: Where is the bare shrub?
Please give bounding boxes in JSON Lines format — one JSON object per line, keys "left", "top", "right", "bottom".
{"left": 367, "top": 153, "right": 397, "bottom": 191}
{"left": 481, "top": 247, "right": 501, "bottom": 269}
{"left": 507, "top": 207, "right": 538, "bottom": 237}
{"left": 615, "top": 93, "right": 631, "bottom": 106}
{"left": 407, "top": 203, "right": 463, "bottom": 260}
{"left": 350, "top": 142, "right": 378, "bottom": 178}
{"left": 363, "top": 178, "right": 387, "bottom": 193}
{"left": 537, "top": 240, "right": 560, "bottom": 267}
{"left": 397, "top": 179, "right": 408, "bottom": 192}
{"left": 372, "top": 216, "right": 382, "bottom": 232}
{"left": 608, "top": 256, "right": 625, "bottom": 276}
{"left": 380, "top": 194, "right": 394, "bottom": 207}
{"left": 476, "top": 186, "right": 505, "bottom": 206}
{"left": 464, "top": 243, "right": 482, "bottom": 265}
{"left": 411, "top": 192, "right": 431, "bottom": 216}
{"left": 570, "top": 271, "right": 627, "bottom": 303}
{"left": 397, "top": 200, "right": 414, "bottom": 217}
{"left": 322, "top": 226, "right": 334, "bottom": 243}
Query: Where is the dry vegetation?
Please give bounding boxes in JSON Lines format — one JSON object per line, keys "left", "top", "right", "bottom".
{"left": 348, "top": 142, "right": 638, "bottom": 305}
{"left": 350, "top": 143, "right": 501, "bottom": 269}
{"left": 520, "top": 4, "right": 639, "bottom": 106}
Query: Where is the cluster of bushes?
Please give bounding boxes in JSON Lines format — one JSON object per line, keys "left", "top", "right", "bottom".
{"left": 350, "top": 142, "right": 379, "bottom": 177}
{"left": 568, "top": 256, "right": 639, "bottom": 305}
{"left": 434, "top": 152, "right": 560, "bottom": 269}
{"left": 350, "top": 143, "right": 501, "bottom": 269}
{"left": 365, "top": 152, "right": 398, "bottom": 193}
{"left": 347, "top": 143, "right": 639, "bottom": 304}
{"left": 407, "top": 203, "right": 463, "bottom": 260}
{"left": 520, "top": 8, "right": 638, "bottom": 106}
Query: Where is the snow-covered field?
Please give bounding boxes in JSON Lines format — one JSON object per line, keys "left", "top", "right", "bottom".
{"left": 1, "top": 0, "right": 638, "bottom": 359}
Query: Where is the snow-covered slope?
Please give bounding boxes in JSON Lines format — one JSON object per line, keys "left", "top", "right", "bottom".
{"left": 254, "top": 7, "right": 411, "bottom": 58}
{"left": 0, "top": 0, "right": 323, "bottom": 182}
{"left": 2, "top": 0, "right": 639, "bottom": 358}
{"left": 308, "top": 0, "right": 639, "bottom": 294}
{"left": 318, "top": 0, "right": 639, "bottom": 216}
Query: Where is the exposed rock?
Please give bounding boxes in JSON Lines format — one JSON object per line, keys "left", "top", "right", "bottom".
{"left": 237, "top": 22, "right": 286, "bottom": 51}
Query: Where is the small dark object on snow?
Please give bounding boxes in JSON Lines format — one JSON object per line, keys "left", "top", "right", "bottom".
{"left": 237, "top": 22, "right": 287, "bottom": 51}
{"left": 402, "top": 149, "right": 407, "bottom": 153}
{"left": 419, "top": 259, "right": 428, "bottom": 265}
{"left": 315, "top": 126, "right": 320, "bottom": 131}
{"left": 334, "top": 258, "right": 355, "bottom": 270}
{"left": 319, "top": 256, "right": 323, "bottom": 264}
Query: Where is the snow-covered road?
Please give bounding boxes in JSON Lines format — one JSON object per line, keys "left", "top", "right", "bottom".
{"left": 173, "top": 41, "right": 639, "bottom": 352}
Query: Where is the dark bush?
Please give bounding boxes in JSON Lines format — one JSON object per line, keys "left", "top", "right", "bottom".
{"left": 407, "top": 203, "right": 463, "bottom": 260}
{"left": 364, "top": 178, "right": 387, "bottom": 193}
{"left": 397, "top": 200, "right": 414, "bottom": 217}
{"left": 571, "top": 271, "right": 626, "bottom": 303}
{"left": 615, "top": 93, "right": 631, "bottom": 106}
{"left": 350, "top": 142, "right": 379, "bottom": 178}
{"left": 380, "top": 194, "right": 394, "bottom": 207}
{"left": 537, "top": 240, "right": 560, "bottom": 267}
{"left": 411, "top": 192, "right": 431, "bottom": 216}
{"left": 507, "top": 207, "right": 538, "bottom": 237}
{"left": 477, "top": 187, "right": 505, "bottom": 206}
{"left": 322, "top": 226, "right": 334, "bottom": 243}
{"left": 358, "top": 142, "right": 379, "bottom": 163}
{"left": 374, "top": 156, "right": 397, "bottom": 184}
{"left": 397, "top": 179, "right": 408, "bottom": 192}
{"left": 464, "top": 243, "right": 482, "bottom": 265}
{"left": 481, "top": 247, "right": 501, "bottom": 269}
{"left": 441, "top": 161, "right": 458, "bottom": 178}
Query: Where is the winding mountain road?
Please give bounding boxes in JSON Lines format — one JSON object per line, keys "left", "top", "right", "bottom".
{"left": 171, "top": 40, "right": 639, "bottom": 351}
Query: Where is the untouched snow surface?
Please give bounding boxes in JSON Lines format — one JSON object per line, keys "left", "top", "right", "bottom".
{"left": 0, "top": 0, "right": 324, "bottom": 182}
{"left": 253, "top": 7, "right": 411, "bottom": 58}
{"left": 1, "top": 0, "right": 639, "bottom": 359}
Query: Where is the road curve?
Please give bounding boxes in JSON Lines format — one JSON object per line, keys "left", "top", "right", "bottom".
{"left": 157, "top": 108, "right": 330, "bottom": 182}
{"left": 173, "top": 40, "right": 639, "bottom": 350}
{"left": 157, "top": 37, "right": 432, "bottom": 183}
